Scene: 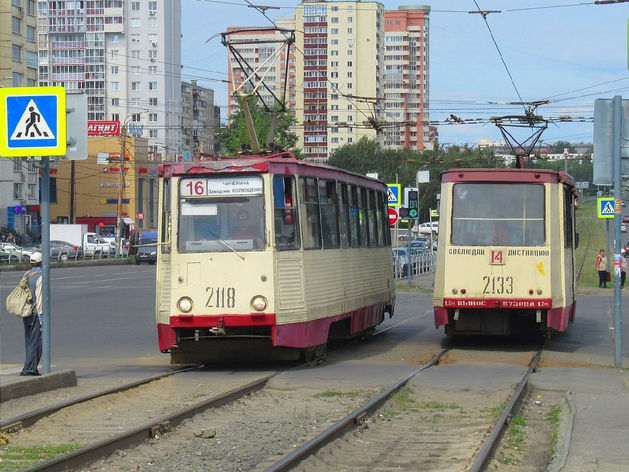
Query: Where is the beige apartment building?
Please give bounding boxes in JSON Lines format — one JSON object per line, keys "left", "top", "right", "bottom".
{"left": 225, "top": 1, "right": 432, "bottom": 160}
{"left": 296, "top": 0, "right": 385, "bottom": 161}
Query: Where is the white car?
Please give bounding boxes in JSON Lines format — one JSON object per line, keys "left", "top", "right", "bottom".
{"left": 0, "top": 243, "right": 33, "bottom": 261}
{"left": 415, "top": 222, "right": 439, "bottom": 235}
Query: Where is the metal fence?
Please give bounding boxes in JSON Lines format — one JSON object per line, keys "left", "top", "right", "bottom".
{"left": 392, "top": 250, "right": 437, "bottom": 280}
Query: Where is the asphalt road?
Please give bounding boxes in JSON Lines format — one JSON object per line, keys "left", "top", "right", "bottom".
{"left": 0, "top": 265, "right": 164, "bottom": 380}
{"left": 0, "top": 265, "right": 439, "bottom": 383}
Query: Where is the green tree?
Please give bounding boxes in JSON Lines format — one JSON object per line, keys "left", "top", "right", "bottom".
{"left": 217, "top": 96, "right": 303, "bottom": 158}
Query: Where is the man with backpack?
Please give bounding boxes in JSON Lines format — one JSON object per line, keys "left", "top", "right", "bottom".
{"left": 21, "top": 252, "right": 43, "bottom": 376}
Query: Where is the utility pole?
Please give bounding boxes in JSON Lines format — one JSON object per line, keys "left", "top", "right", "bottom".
{"left": 115, "top": 125, "right": 126, "bottom": 256}
{"left": 69, "top": 160, "right": 75, "bottom": 223}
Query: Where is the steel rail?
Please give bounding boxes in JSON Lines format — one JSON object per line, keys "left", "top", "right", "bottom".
{"left": 261, "top": 347, "right": 451, "bottom": 472}
{"left": 467, "top": 345, "right": 544, "bottom": 472}
{"left": 0, "top": 365, "right": 201, "bottom": 434}
{"left": 19, "top": 374, "right": 274, "bottom": 472}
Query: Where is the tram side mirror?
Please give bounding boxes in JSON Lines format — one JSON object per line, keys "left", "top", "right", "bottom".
{"left": 575, "top": 233, "right": 579, "bottom": 249}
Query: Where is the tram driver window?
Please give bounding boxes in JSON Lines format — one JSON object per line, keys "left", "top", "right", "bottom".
{"left": 451, "top": 183, "right": 545, "bottom": 246}
{"left": 178, "top": 176, "right": 266, "bottom": 252}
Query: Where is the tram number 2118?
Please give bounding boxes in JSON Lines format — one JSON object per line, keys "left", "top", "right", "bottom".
{"left": 482, "top": 276, "right": 514, "bottom": 295}
{"left": 206, "top": 287, "right": 236, "bottom": 308}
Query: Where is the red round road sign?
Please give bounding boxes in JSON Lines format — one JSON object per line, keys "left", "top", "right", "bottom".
{"left": 388, "top": 207, "right": 398, "bottom": 225}
{"left": 138, "top": 212, "right": 144, "bottom": 220}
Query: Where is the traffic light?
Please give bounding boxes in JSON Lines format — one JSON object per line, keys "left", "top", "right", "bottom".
{"left": 399, "top": 207, "right": 409, "bottom": 218}
{"left": 407, "top": 190, "right": 419, "bottom": 219}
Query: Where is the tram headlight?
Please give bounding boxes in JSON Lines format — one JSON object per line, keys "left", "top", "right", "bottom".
{"left": 251, "top": 296, "right": 268, "bottom": 311}
{"left": 178, "top": 297, "right": 193, "bottom": 313}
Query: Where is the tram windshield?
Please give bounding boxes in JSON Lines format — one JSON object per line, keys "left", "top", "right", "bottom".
{"left": 451, "top": 183, "right": 545, "bottom": 246}
{"left": 177, "top": 176, "right": 266, "bottom": 252}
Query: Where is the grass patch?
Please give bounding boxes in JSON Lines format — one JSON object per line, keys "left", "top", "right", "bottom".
{"left": 481, "top": 402, "right": 506, "bottom": 419}
{"left": 0, "top": 443, "right": 84, "bottom": 472}
{"left": 314, "top": 390, "right": 360, "bottom": 401}
{"left": 576, "top": 198, "right": 620, "bottom": 288}
{"left": 506, "top": 414, "right": 527, "bottom": 450}
{"left": 548, "top": 404, "right": 563, "bottom": 456}
{"left": 419, "top": 401, "right": 461, "bottom": 411}
{"left": 393, "top": 386, "right": 416, "bottom": 410}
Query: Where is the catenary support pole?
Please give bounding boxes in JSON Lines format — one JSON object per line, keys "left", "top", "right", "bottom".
{"left": 613, "top": 95, "right": 623, "bottom": 368}
{"left": 41, "top": 156, "right": 51, "bottom": 374}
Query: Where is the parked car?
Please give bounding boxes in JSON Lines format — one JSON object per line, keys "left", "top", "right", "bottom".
{"left": 136, "top": 232, "right": 158, "bottom": 265}
{"left": 0, "top": 243, "right": 32, "bottom": 262}
{"left": 31, "top": 240, "right": 84, "bottom": 261}
{"left": 0, "top": 252, "right": 23, "bottom": 264}
{"left": 623, "top": 216, "right": 629, "bottom": 223}
{"left": 622, "top": 223, "right": 627, "bottom": 233}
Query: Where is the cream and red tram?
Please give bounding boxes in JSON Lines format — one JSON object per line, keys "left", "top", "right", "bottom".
{"left": 156, "top": 152, "right": 395, "bottom": 363}
{"left": 433, "top": 169, "right": 577, "bottom": 337}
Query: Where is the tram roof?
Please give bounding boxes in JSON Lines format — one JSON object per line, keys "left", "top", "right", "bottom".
{"left": 441, "top": 168, "right": 576, "bottom": 187}
{"left": 158, "top": 153, "right": 386, "bottom": 189}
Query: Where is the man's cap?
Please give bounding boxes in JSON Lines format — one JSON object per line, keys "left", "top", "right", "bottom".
{"left": 30, "top": 252, "right": 43, "bottom": 263}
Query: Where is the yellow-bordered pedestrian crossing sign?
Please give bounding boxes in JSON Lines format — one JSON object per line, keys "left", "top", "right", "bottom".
{"left": 598, "top": 197, "right": 614, "bottom": 219}
{"left": 387, "top": 184, "right": 401, "bottom": 207}
{"left": 0, "top": 86, "right": 66, "bottom": 157}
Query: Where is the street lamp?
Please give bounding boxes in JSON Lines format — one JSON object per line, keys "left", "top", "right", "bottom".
{"left": 115, "top": 112, "right": 146, "bottom": 256}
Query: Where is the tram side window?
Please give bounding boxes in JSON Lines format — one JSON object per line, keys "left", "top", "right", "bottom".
{"left": 338, "top": 182, "right": 350, "bottom": 247}
{"left": 320, "top": 179, "right": 340, "bottom": 248}
{"left": 273, "top": 175, "right": 299, "bottom": 250}
{"left": 357, "top": 187, "right": 369, "bottom": 246}
{"left": 367, "top": 189, "right": 377, "bottom": 246}
{"left": 299, "top": 177, "right": 322, "bottom": 249}
{"left": 161, "top": 178, "right": 171, "bottom": 254}
{"left": 349, "top": 185, "right": 359, "bottom": 247}
{"left": 564, "top": 187, "right": 574, "bottom": 248}
{"left": 376, "top": 190, "right": 387, "bottom": 246}
{"left": 451, "top": 183, "right": 545, "bottom": 246}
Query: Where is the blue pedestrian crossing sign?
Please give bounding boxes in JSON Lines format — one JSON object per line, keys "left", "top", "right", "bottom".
{"left": 0, "top": 87, "right": 66, "bottom": 157}
{"left": 387, "top": 184, "right": 401, "bottom": 207}
{"left": 597, "top": 197, "right": 614, "bottom": 219}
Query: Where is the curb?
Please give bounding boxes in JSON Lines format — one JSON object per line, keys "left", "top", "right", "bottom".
{"left": 0, "top": 370, "right": 77, "bottom": 403}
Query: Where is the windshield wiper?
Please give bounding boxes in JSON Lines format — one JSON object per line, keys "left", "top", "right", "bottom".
{"left": 206, "top": 229, "right": 245, "bottom": 260}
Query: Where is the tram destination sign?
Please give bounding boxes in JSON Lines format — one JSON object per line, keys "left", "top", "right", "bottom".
{"left": 180, "top": 176, "right": 263, "bottom": 197}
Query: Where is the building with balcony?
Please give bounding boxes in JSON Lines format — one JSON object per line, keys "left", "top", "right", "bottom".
{"left": 384, "top": 5, "right": 431, "bottom": 150}
{"left": 36, "top": 0, "right": 182, "bottom": 161}
{"left": 0, "top": 0, "right": 40, "bottom": 233}
{"left": 181, "top": 80, "right": 219, "bottom": 159}
{"left": 295, "top": 0, "right": 385, "bottom": 161}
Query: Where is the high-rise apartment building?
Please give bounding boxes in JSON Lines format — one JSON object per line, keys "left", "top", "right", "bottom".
{"left": 0, "top": 0, "right": 40, "bottom": 232}
{"left": 225, "top": 18, "right": 297, "bottom": 122}
{"left": 296, "top": 0, "right": 385, "bottom": 161}
{"left": 182, "top": 80, "right": 219, "bottom": 159}
{"left": 36, "top": 0, "right": 182, "bottom": 160}
{"left": 384, "top": 6, "right": 430, "bottom": 150}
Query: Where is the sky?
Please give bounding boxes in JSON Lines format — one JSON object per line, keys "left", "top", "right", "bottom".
{"left": 180, "top": 0, "right": 629, "bottom": 147}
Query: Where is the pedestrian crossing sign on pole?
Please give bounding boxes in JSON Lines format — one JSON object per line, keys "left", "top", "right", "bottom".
{"left": 387, "top": 184, "right": 401, "bottom": 207}
{"left": 598, "top": 197, "right": 615, "bottom": 219}
{"left": 0, "top": 87, "right": 66, "bottom": 157}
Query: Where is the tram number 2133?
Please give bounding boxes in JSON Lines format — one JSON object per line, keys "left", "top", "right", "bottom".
{"left": 206, "top": 286, "right": 236, "bottom": 308}
{"left": 482, "top": 276, "right": 514, "bottom": 295}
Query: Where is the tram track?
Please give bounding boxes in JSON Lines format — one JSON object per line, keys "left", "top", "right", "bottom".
{"left": 0, "top": 313, "right": 429, "bottom": 471}
{"left": 3, "top": 342, "right": 547, "bottom": 472}
{"left": 260, "top": 345, "right": 545, "bottom": 472}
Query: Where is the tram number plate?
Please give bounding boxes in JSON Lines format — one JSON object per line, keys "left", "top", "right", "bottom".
{"left": 482, "top": 276, "right": 514, "bottom": 295}
{"left": 206, "top": 287, "right": 236, "bottom": 308}
{"left": 183, "top": 179, "right": 207, "bottom": 196}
